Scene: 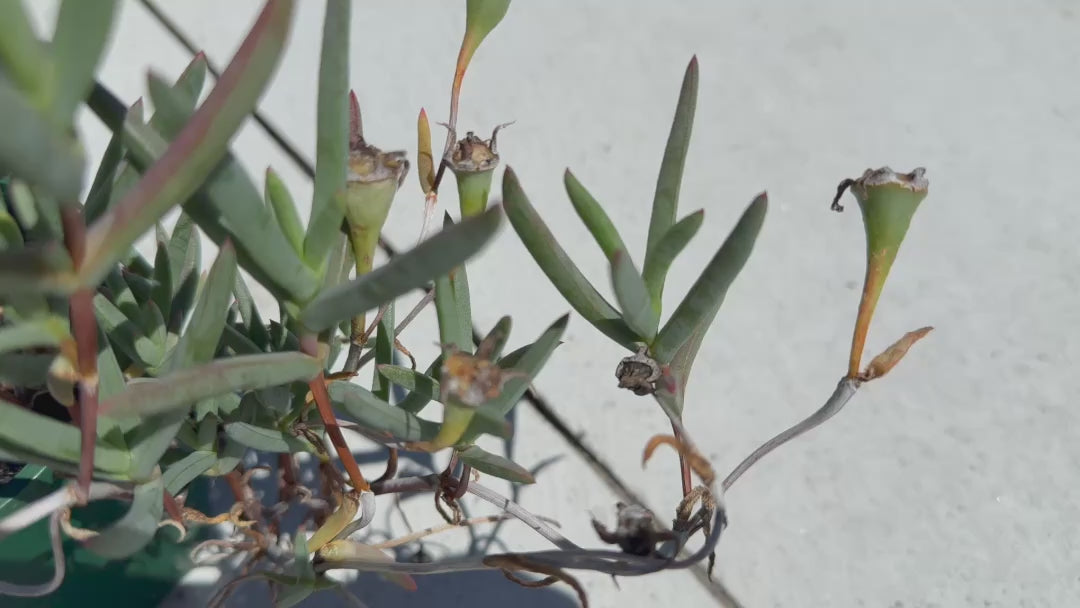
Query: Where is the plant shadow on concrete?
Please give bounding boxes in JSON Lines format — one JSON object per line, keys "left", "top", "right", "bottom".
{"left": 0, "top": 1, "right": 933, "bottom": 606}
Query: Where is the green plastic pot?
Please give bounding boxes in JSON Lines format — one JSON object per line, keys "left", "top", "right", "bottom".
{"left": 0, "top": 465, "right": 213, "bottom": 607}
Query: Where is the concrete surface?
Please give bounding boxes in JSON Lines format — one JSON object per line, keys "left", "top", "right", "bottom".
{"left": 25, "top": 0, "right": 1080, "bottom": 606}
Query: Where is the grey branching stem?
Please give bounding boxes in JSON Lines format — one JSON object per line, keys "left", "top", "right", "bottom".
{"left": 722, "top": 378, "right": 860, "bottom": 491}
{"left": 352, "top": 288, "right": 435, "bottom": 371}
{"left": 0, "top": 481, "right": 128, "bottom": 596}
{"left": 0, "top": 512, "right": 65, "bottom": 597}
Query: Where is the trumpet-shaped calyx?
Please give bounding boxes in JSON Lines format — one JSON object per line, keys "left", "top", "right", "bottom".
{"left": 836, "top": 166, "right": 929, "bottom": 377}
{"left": 449, "top": 124, "right": 509, "bottom": 217}
{"left": 343, "top": 139, "right": 409, "bottom": 271}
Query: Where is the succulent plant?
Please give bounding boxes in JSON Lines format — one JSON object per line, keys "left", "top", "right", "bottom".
{"left": 0, "top": 1, "right": 935, "bottom": 606}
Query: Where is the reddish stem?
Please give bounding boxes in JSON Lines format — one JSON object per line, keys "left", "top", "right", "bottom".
{"left": 451, "top": 464, "right": 472, "bottom": 500}
{"left": 672, "top": 422, "right": 692, "bottom": 497}
{"left": 163, "top": 490, "right": 184, "bottom": 522}
{"left": 225, "top": 468, "right": 264, "bottom": 526}
{"left": 61, "top": 205, "right": 99, "bottom": 501}
{"left": 300, "top": 334, "right": 370, "bottom": 492}
{"left": 374, "top": 447, "right": 398, "bottom": 484}
{"left": 277, "top": 453, "right": 298, "bottom": 501}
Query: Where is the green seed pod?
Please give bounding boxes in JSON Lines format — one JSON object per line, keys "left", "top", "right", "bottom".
{"left": 833, "top": 166, "right": 929, "bottom": 377}
{"left": 448, "top": 123, "right": 510, "bottom": 217}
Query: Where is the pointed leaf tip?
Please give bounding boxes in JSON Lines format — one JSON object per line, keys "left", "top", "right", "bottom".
{"left": 652, "top": 191, "right": 767, "bottom": 387}
{"left": 349, "top": 89, "right": 363, "bottom": 146}
{"left": 644, "top": 56, "right": 701, "bottom": 295}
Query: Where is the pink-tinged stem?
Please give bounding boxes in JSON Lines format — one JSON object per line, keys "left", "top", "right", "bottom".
{"left": 300, "top": 334, "right": 370, "bottom": 492}
{"left": 61, "top": 206, "right": 99, "bottom": 502}
{"left": 672, "top": 422, "right": 692, "bottom": 497}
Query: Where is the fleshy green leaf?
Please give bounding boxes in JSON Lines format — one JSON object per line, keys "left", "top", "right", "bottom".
{"left": 87, "top": 155, "right": 140, "bottom": 227}
{"left": 0, "top": 0, "right": 50, "bottom": 96}
{"left": 461, "top": 313, "right": 567, "bottom": 443}
{"left": 442, "top": 217, "right": 475, "bottom": 349}
{"left": 0, "top": 241, "right": 76, "bottom": 296}
{"left": 50, "top": 0, "right": 119, "bottom": 128}
{"left": 457, "top": 445, "right": 534, "bottom": 484}
{"left": 0, "top": 442, "right": 99, "bottom": 481}
{"left": 331, "top": 378, "right": 509, "bottom": 444}
{"left": 173, "top": 52, "right": 209, "bottom": 109}
{"left": 84, "top": 476, "right": 164, "bottom": 559}
{"left": 0, "top": 79, "right": 85, "bottom": 203}
{"left": 0, "top": 352, "right": 53, "bottom": 385}
{"left": 642, "top": 209, "right": 704, "bottom": 310}
{"left": 224, "top": 422, "right": 309, "bottom": 453}
{"left": 480, "top": 316, "right": 512, "bottom": 360}
{"left": 100, "top": 352, "right": 321, "bottom": 418}
{"left": 372, "top": 302, "right": 395, "bottom": 401}
{"left": 0, "top": 195, "right": 23, "bottom": 249}
{"left": 0, "top": 397, "right": 131, "bottom": 476}
{"left": 166, "top": 241, "right": 237, "bottom": 370}
{"left": 151, "top": 235, "right": 173, "bottom": 320}
{"left": 460, "top": 0, "right": 512, "bottom": 76}
{"left": 564, "top": 169, "right": 627, "bottom": 261}
{"left": 377, "top": 365, "right": 439, "bottom": 401}
{"left": 92, "top": 293, "right": 168, "bottom": 371}
{"left": 304, "top": 0, "right": 351, "bottom": 268}
{"left": 134, "top": 78, "right": 318, "bottom": 305}
{"left": 126, "top": 409, "right": 188, "bottom": 482}
{"left": 0, "top": 316, "right": 67, "bottom": 355}
{"left": 320, "top": 230, "right": 351, "bottom": 294}
{"left": 195, "top": 391, "right": 242, "bottom": 421}
{"left": 97, "top": 334, "right": 137, "bottom": 440}
{"left": 79, "top": 0, "right": 297, "bottom": 289}
{"left": 610, "top": 249, "right": 657, "bottom": 341}
{"left": 222, "top": 324, "right": 262, "bottom": 356}
{"left": 97, "top": 338, "right": 127, "bottom": 401}
{"left": 168, "top": 212, "right": 200, "bottom": 295}
{"left": 644, "top": 56, "right": 698, "bottom": 298}
{"left": 84, "top": 132, "right": 126, "bottom": 223}
{"left": 653, "top": 194, "right": 767, "bottom": 382}
{"left": 434, "top": 257, "right": 473, "bottom": 352}
{"left": 502, "top": 167, "right": 637, "bottom": 350}
{"left": 300, "top": 205, "right": 502, "bottom": 332}
{"left": 329, "top": 381, "right": 440, "bottom": 444}
{"left": 147, "top": 56, "right": 208, "bottom": 134}
{"left": 265, "top": 167, "right": 304, "bottom": 256}
{"left": 207, "top": 438, "right": 246, "bottom": 476}
{"left": 162, "top": 450, "right": 217, "bottom": 495}
{"left": 395, "top": 357, "right": 440, "bottom": 414}
{"left": 233, "top": 272, "right": 271, "bottom": 351}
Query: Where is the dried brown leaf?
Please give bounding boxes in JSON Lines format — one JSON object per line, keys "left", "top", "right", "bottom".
{"left": 484, "top": 554, "right": 588, "bottom": 608}
{"left": 642, "top": 434, "right": 715, "bottom": 486}
{"left": 860, "top": 326, "right": 933, "bottom": 381}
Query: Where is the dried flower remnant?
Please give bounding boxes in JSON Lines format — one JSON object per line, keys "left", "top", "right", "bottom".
{"left": 446, "top": 123, "right": 511, "bottom": 174}
{"left": 441, "top": 347, "right": 514, "bottom": 407}
{"left": 340, "top": 91, "right": 410, "bottom": 371}
{"left": 592, "top": 502, "right": 674, "bottom": 557}
{"left": 445, "top": 122, "right": 512, "bottom": 217}
{"left": 615, "top": 345, "right": 661, "bottom": 395}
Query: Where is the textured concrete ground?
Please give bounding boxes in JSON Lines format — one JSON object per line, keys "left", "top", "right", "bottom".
{"left": 25, "top": 0, "right": 1080, "bottom": 606}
